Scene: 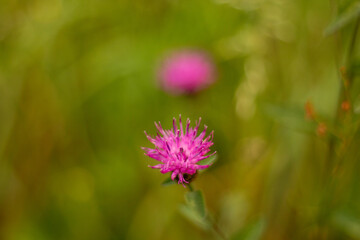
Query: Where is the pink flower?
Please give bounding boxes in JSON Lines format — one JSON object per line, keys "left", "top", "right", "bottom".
{"left": 142, "top": 115, "right": 216, "bottom": 186}
{"left": 158, "top": 50, "right": 216, "bottom": 95}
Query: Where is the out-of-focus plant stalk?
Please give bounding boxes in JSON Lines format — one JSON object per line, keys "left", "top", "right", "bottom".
{"left": 317, "top": 14, "right": 360, "bottom": 238}
{"left": 328, "top": 16, "right": 360, "bottom": 169}
{"left": 346, "top": 17, "right": 360, "bottom": 85}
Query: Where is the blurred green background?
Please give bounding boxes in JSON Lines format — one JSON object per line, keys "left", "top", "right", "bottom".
{"left": 1, "top": 0, "right": 360, "bottom": 239}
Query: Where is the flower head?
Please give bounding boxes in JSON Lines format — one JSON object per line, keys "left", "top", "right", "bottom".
{"left": 142, "top": 115, "right": 216, "bottom": 186}
{"left": 158, "top": 49, "right": 216, "bottom": 95}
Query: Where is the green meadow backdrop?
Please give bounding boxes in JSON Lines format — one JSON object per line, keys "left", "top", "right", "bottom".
{"left": 1, "top": 0, "right": 360, "bottom": 239}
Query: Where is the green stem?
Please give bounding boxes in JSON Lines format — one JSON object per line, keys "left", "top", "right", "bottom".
{"left": 212, "top": 221, "right": 227, "bottom": 240}
{"left": 187, "top": 183, "right": 194, "bottom": 192}
{"left": 185, "top": 184, "right": 226, "bottom": 239}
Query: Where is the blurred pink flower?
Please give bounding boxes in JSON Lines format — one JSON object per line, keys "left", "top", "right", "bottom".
{"left": 142, "top": 115, "right": 215, "bottom": 186}
{"left": 158, "top": 50, "right": 216, "bottom": 94}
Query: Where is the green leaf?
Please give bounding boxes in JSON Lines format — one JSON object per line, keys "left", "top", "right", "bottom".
{"left": 179, "top": 204, "right": 211, "bottom": 230}
{"left": 231, "top": 218, "right": 266, "bottom": 240}
{"left": 198, "top": 154, "right": 218, "bottom": 167}
{"left": 185, "top": 190, "right": 207, "bottom": 219}
{"left": 161, "top": 176, "right": 176, "bottom": 186}
{"left": 324, "top": 1, "right": 360, "bottom": 36}
{"left": 179, "top": 190, "right": 211, "bottom": 229}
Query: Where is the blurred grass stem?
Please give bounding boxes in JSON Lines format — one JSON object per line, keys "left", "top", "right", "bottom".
{"left": 328, "top": 16, "right": 360, "bottom": 168}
